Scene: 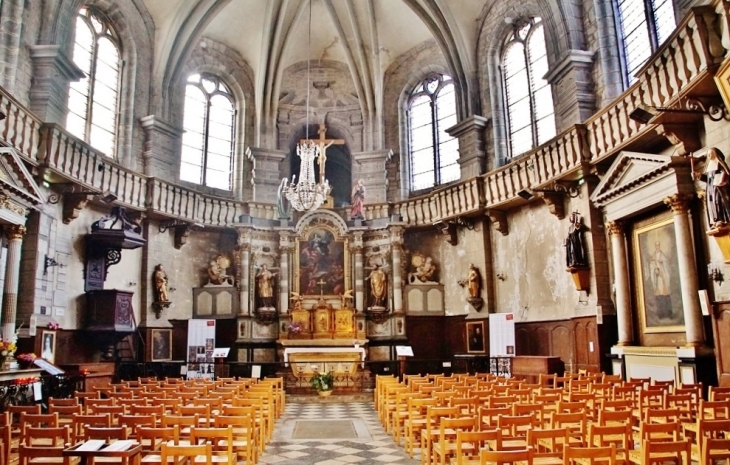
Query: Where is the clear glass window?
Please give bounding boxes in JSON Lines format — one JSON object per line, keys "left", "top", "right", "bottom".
{"left": 617, "top": 0, "right": 676, "bottom": 83}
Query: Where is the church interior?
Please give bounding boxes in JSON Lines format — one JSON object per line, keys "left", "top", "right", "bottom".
{"left": 2, "top": 0, "right": 730, "bottom": 461}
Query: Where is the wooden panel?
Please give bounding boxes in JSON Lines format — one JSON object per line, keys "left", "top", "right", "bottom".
{"left": 712, "top": 303, "right": 730, "bottom": 387}
{"left": 406, "top": 316, "right": 446, "bottom": 359}
{"left": 551, "top": 325, "right": 572, "bottom": 368}
{"left": 515, "top": 327, "right": 533, "bottom": 355}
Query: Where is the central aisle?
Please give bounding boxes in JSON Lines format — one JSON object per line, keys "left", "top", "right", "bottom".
{"left": 259, "top": 401, "right": 420, "bottom": 465}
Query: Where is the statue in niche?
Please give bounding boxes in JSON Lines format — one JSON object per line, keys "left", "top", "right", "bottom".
{"left": 154, "top": 264, "right": 170, "bottom": 303}
{"left": 207, "top": 254, "right": 233, "bottom": 285}
{"left": 695, "top": 147, "right": 730, "bottom": 228}
{"left": 408, "top": 252, "right": 438, "bottom": 284}
{"left": 350, "top": 179, "right": 366, "bottom": 220}
{"left": 565, "top": 212, "right": 587, "bottom": 269}
{"left": 255, "top": 263, "right": 279, "bottom": 309}
{"left": 276, "top": 178, "right": 291, "bottom": 220}
{"left": 365, "top": 263, "right": 388, "bottom": 309}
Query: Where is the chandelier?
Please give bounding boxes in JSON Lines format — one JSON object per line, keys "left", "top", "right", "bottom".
{"left": 280, "top": 0, "right": 330, "bottom": 213}
{"left": 282, "top": 141, "right": 330, "bottom": 212}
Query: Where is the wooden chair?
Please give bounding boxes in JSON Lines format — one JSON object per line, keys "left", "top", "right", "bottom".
{"left": 137, "top": 426, "right": 180, "bottom": 465}
{"left": 563, "top": 444, "right": 616, "bottom": 464}
{"left": 527, "top": 427, "right": 568, "bottom": 465}
{"left": 548, "top": 411, "right": 587, "bottom": 447}
{"left": 228, "top": 399, "right": 266, "bottom": 451}
{"left": 449, "top": 429, "right": 501, "bottom": 465}
{"left": 477, "top": 406, "right": 510, "bottom": 429}
{"left": 691, "top": 418, "right": 730, "bottom": 462}
{"left": 48, "top": 398, "right": 78, "bottom": 407}
{"left": 588, "top": 423, "right": 632, "bottom": 464}
{"left": 420, "top": 406, "right": 459, "bottom": 465}
{"left": 632, "top": 439, "right": 691, "bottom": 465}
{"left": 18, "top": 426, "right": 72, "bottom": 465}
{"left": 495, "top": 414, "right": 536, "bottom": 450}
{"left": 479, "top": 447, "right": 533, "bottom": 465}
{"left": 47, "top": 405, "right": 82, "bottom": 426}
{"left": 71, "top": 413, "right": 111, "bottom": 442}
{"left": 159, "top": 443, "right": 212, "bottom": 465}
{"left": 702, "top": 437, "right": 730, "bottom": 464}
{"left": 89, "top": 406, "right": 125, "bottom": 423}
{"left": 20, "top": 413, "right": 60, "bottom": 445}
{"left": 84, "top": 398, "right": 115, "bottom": 413}
{"left": 431, "top": 416, "right": 478, "bottom": 465}
{"left": 160, "top": 415, "right": 199, "bottom": 441}
{"left": 117, "top": 414, "right": 156, "bottom": 437}
{"left": 130, "top": 405, "right": 164, "bottom": 418}
{"left": 213, "top": 416, "right": 256, "bottom": 465}
{"left": 405, "top": 397, "right": 437, "bottom": 458}
{"left": 189, "top": 427, "right": 234, "bottom": 465}
{"left": 176, "top": 405, "right": 211, "bottom": 428}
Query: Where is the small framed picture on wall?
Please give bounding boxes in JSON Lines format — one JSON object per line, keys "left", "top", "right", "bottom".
{"left": 149, "top": 329, "right": 172, "bottom": 362}
{"left": 40, "top": 330, "right": 56, "bottom": 364}
{"left": 466, "top": 321, "right": 486, "bottom": 354}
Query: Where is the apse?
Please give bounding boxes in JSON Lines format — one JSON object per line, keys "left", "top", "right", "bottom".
{"left": 288, "top": 124, "right": 352, "bottom": 208}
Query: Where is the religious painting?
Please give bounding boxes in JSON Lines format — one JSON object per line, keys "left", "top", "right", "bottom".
{"left": 633, "top": 216, "right": 685, "bottom": 333}
{"left": 150, "top": 329, "right": 172, "bottom": 361}
{"left": 40, "top": 330, "right": 56, "bottom": 364}
{"left": 297, "top": 224, "right": 346, "bottom": 295}
{"left": 466, "top": 321, "right": 485, "bottom": 354}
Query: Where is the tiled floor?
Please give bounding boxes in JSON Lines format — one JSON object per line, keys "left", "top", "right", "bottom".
{"left": 259, "top": 401, "right": 420, "bottom": 465}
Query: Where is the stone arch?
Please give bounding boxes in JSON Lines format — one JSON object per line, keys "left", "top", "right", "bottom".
{"left": 179, "top": 38, "right": 256, "bottom": 202}
{"left": 37, "top": 0, "right": 155, "bottom": 170}
{"left": 476, "top": 0, "right": 568, "bottom": 166}
{"left": 295, "top": 210, "right": 349, "bottom": 239}
{"left": 382, "top": 39, "right": 449, "bottom": 201}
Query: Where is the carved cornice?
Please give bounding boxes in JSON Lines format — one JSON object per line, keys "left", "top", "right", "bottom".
{"left": 535, "top": 191, "right": 565, "bottom": 219}
{"left": 664, "top": 193, "right": 693, "bottom": 213}
{"left": 62, "top": 193, "right": 90, "bottom": 225}
{"left": 434, "top": 220, "right": 457, "bottom": 245}
{"left": 655, "top": 123, "right": 702, "bottom": 156}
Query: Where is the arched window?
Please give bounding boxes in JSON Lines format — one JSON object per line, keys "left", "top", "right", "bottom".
{"left": 181, "top": 74, "right": 235, "bottom": 190}
{"left": 407, "top": 74, "right": 459, "bottom": 192}
{"left": 501, "top": 17, "right": 555, "bottom": 158}
{"left": 616, "top": 0, "right": 676, "bottom": 84}
{"left": 67, "top": 7, "right": 121, "bottom": 157}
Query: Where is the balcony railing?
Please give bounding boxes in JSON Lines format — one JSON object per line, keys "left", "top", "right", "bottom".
{"left": 0, "top": 1, "right": 726, "bottom": 228}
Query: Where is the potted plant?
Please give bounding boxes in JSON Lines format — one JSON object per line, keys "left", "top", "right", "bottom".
{"left": 310, "top": 371, "right": 334, "bottom": 397}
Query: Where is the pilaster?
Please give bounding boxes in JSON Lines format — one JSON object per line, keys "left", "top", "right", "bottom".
{"left": 544, "top": 50, "right": 596, "bottom": 127}
{"left": 28, "top": 45, "right": 85, "bottom": 124}
{"left": 246, "top": 147, "right": 287, "bottom": 204}
{"left": 351, "top": 150, "right": 392, "bottom": 204}
{"left": 446, "top": 115, "right": 489, "bottom": 179}
{"left": 606, "top": 220, "right": 633, "bottom": 346}
{"left": 140, "top": 115, "right": 183, "bottom": 181}
{"left": 1, "top": 225, "right": 25, "bottom": 340}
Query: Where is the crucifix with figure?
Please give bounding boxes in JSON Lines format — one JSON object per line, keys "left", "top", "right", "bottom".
{"left": 300, "top": 123, "right": 344, "bottom": 184}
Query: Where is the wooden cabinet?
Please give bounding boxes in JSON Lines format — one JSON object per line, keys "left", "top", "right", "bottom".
{"left": 86, "top": 290, "right": 134, "bottom": 332}
{"left": 511, "top": 356, "right": 564, "bottom": 383}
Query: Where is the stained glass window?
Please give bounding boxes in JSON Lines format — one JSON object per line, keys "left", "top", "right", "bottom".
{"left": 181, "top": 74, "right": 235, "bottom": 190}
{"left": 617, "top": 0, "right": 676, "bottom": 83}
{"left": 67, "top": 7, "right": 120, "bottom": 157}
{"left": 502, "top": 17, "right": 556, "bottom": 158}
{"left": 408, "top": 74, "right": 459, "bottom": 191}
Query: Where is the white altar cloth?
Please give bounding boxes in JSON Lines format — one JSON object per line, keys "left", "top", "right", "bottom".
{"left": 283, "top": 346, "right": 366, "bottom": 366}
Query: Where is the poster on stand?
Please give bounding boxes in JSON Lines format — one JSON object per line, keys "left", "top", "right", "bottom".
{"left": 488, "top": 313, "right": 515, "bottom": 357}
{"left": 187, "top": 319, "right": 216, "bottom": 379}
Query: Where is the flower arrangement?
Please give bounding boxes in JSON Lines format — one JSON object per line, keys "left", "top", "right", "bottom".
{"left": 0, "top": 339, "right": 16, "bottom": 358}
{"left": 310, "top": 371, "right": 334, "bottom": 392}
{"left": 288, "top": 321, "right": 303, "bottom": 335}
{"left": 47, "top": 322, "right": 60, "bottom": 330}
{"left": 16, "top": 353, "right": 36, "bottom": 369}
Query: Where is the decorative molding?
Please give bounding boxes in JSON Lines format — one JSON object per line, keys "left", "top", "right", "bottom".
{"left": 535, "top": 191, "right": 565, "bottom": 219}
{"left": 62, "top": 193, "right": 90, "bottom": 225}
{"left": 4, "top": 224, "right": 26, "bottom": 240}
{"left": 486, "top": 209, "right": 508, "bottom": 236}
{"left": 655, "top": 123, "right": 703, "bottom": 156}
{"left": 664, "top": 193, "right": 693, "bottom": 213}
{"left": 605, "top": 220, "right": 625, "bottom": 236}
{"left": 434, "top": 220, "right": 457, "bottom": 245}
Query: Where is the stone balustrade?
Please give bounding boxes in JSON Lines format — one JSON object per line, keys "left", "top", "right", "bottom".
{"left": 0, "top": 0, "right": 727, "bottom": 228}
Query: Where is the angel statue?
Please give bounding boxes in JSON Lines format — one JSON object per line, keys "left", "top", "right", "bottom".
{"left": 255, "top": 263, "right": 279, "bottom": 309}
{"left": 341, "top": 289, "right": 354, "bottom": 307}
{"left": 408, "top": 252, "right": 437, "bottom": 284}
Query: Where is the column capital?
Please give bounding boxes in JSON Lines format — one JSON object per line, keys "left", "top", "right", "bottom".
{"left": 4, "top": 225, "right": 26, "bottom": 240}
{"left": 605, "top": 220, "right": 625, "bottom": 236}
{"left": 664, "top": 193, "right": 693, "bottom": 213}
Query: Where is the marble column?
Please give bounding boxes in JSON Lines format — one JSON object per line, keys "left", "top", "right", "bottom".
{"left": 352, "top": 232, "right": 364, "bottom": 312}
{"left": 664, "top": 194, "right": 705, "bottom": 346}
{"left": 606, "top": 221, "right": 633, "bottom": 346}
{"left": 390, "top": 227, "right": 404, "bottom": 313}
{"left": 1, "top": 225, "right": 25, "bottom": 340}
{"left": 237, "top": 228, "right": 252, "bottom": 316}
{"left": 279, "top": 232, "right": 292, "bottom": 314}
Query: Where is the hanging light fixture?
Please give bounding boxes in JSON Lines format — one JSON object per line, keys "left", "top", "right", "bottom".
{"left": 281, "top": 0, "right": 330, "bottom": 212}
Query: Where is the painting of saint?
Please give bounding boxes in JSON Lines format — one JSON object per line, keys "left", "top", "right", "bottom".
{"left": 298, "top": 227, "right": 345, "bottom": 295}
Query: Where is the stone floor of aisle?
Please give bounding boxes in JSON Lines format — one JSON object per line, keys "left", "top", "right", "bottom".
{"left": 258, "top": 401, "right": 421, "bottom": 465}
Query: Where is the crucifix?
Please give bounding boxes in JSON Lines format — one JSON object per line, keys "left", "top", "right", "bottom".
{"left": 300, "top": 123, "right": 344, "bottom": 184}
{"left": 317, "top": 278, "right": 327, "bottom": 296}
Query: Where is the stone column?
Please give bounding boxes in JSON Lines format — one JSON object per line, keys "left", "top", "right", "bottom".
{"left": 351, "top": 150, "right": 392, "bottom": 204}
{"left": 543, "top": 50, "right": 596, "bottom": 128}
{"left": 140, "top": 116, "right": 183, "bottom": 180}
{"left": 246, "top": 147, "right": 287, "bottom": 204}
{"left": 390, "top": 226, "right": 404, "bottom": 313}
{"left": 665, "top": 194, "right": 705, "bottom": 346}
{"left": 0, "top": 0, "right": 25, "bottom": 92}
{"left": 1, "top": 225, "right": 25, "bottom": 340}
{"left": 279, "top": 232, "right": 292, "bottom": 314}
{"left": 28, "top": 45, "right": 85, "bottom": 124}
{"left": 445, "top": 115, "right": 489, "bottom": 180}
{"left": 606, "top": 221, "right": 633, "bottom": 346}
{"left": 237, "top": 228, "right": 252, "bottom": 316}
{"left": 352, "top": 232, "right": 364, "bottom": 312}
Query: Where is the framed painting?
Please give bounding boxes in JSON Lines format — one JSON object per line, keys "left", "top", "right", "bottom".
{"left": 295, "top": 222, "right": 349, "bottom": 295}
{"left": 632, "top": 216, "right": 685, "bottom": 333}
{"left": 150, "top": 328, "right": 172, "bottom": 361}
{"left": 40, "top": 330, "right": 56, "bottom": 364}
{"left": 466, "top": 321, "right": 486, "bottom": 354}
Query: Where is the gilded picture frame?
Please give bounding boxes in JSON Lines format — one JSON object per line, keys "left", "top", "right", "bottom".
{"left": 294, "top": 220, "right": 349, "bottom": 296}
{"left": 632, "top": 216, "right": 686, "bottom": 334}
{"left": 466, "top": 321, "right": 486, "bottom": 354}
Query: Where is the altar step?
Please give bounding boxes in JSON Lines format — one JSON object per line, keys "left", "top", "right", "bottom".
{"left": 286, "top": 392, "right": 374, "bottom": 403}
